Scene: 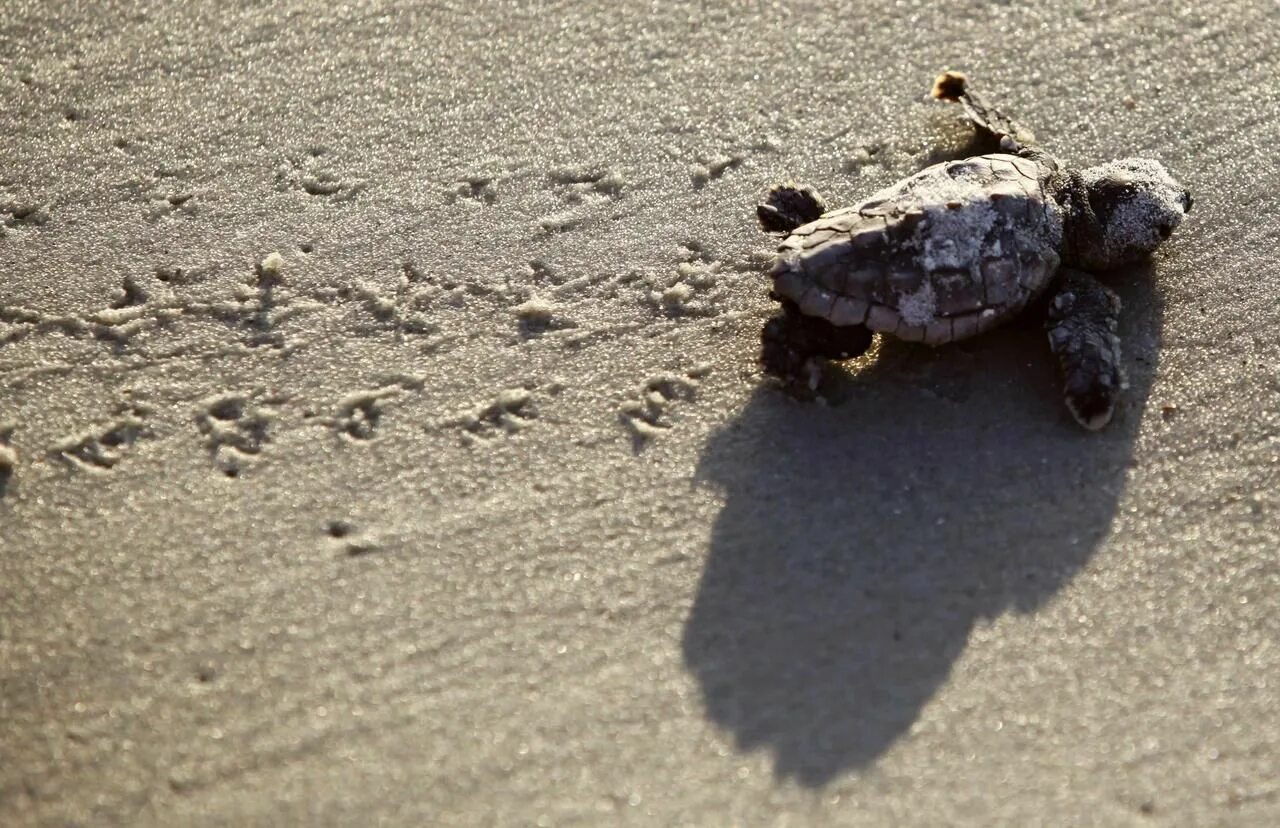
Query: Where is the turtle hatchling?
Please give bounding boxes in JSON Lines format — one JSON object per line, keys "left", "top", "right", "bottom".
{"left": 756, "top": 72, "right": 1192, "bottom": 429}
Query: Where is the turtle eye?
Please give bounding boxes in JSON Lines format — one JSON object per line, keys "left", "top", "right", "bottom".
{"left": 1088, "top": 180, "right": 1136, "bottom": 224}
{"left": 1158, "top": 223, "right": 1173, "bottom": 240}
{"left": 1180, "top": 191, "right": 1194, "bottom": 213}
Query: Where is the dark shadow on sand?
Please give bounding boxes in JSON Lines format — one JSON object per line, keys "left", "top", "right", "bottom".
{"left": 682, "top": 270, "right": 1161, "bottom": 786}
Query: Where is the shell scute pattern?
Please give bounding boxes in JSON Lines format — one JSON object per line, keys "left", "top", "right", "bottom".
{"left": 813, "top": 212, "right": 858, "bottom": 233}
{"left": 922, "top": 318, "right": 955, "bottom": 346}
{"left": 866, "top": 305, "right": 900, "bottom": 331}
{"left": 770, "top": 153, "right": 1064, "bottom": 342}
{"left": 932, "top": 268, "right": 985, "bottom": 316}
{"left": 981, "top": 258, "right": 1019, "bottom": 306}
{"left": 829, "top": 296, "right": 869, "bottom": 326}
{"left": 798, "top": 285, "right": 838, "bottom": 318}
{"left": 887, "top": 267, "right": 924, "bottom": 297}
{"left": 813, "top": 254, "right": 853, "bottom": 294}
{"left": 848, "top": 226, "right": 888, "bottom": 258}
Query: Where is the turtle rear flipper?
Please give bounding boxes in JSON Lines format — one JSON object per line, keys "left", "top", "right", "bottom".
{"left": 932, "top": 71, "right": 1036, "bottom": 153}
{"left": 757, "top": 183, "right": 827, "bottom": 233}
{"left": 761, "top": 301, "right": 872, "bottom": 391}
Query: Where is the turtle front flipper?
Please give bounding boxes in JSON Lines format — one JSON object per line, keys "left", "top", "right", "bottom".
{"left": 762, "top": 300, "right": 872, "bottom": 391}
{"left": 1045, "top": 269, "right": 1124, "bottom": 430}
{"left": 932, "top": 71, "right": 1036, "bottom": 153}
{"left": 757, "top": 183, "right": 827, "bottom": 234}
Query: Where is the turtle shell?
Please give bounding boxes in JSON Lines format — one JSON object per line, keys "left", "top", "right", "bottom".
{"left": 769, "top": 154, "right": 1064, "bottom": 344}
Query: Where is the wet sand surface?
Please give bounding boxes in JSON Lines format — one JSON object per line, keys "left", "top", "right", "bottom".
{"left": 2, "top": 1, "right": 1278, "bottom": 824}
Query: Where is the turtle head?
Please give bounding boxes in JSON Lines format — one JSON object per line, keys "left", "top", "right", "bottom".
{"left": 1072, "top": 158, "right": 1192, "bottom": 269}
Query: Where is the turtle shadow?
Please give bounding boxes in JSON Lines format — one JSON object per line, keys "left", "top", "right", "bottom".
{"left": 681, "top": 268, "right": 1161, "bottom": 786}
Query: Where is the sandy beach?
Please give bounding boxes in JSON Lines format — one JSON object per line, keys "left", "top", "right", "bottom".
{"left": 3, "top": 1, "right": 1278, "bottom": 824}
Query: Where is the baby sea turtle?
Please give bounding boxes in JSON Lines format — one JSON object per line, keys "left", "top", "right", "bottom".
{"left": 756, "top": 72, "right": 1192, "bottom": 429}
